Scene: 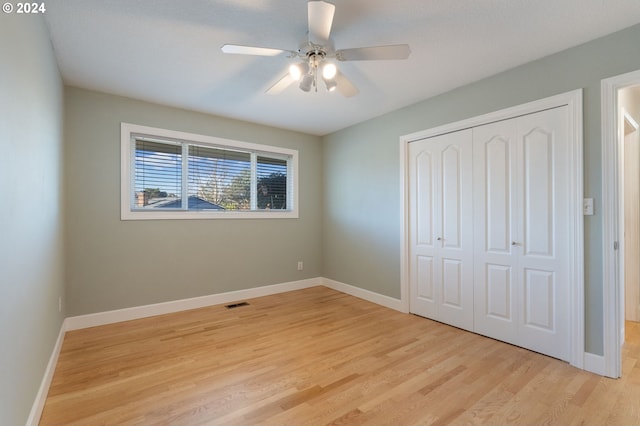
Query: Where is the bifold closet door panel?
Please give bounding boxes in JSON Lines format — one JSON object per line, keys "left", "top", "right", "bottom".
{"left": 472, "top": 107, "right": 570, "bottom": 361}
{"left": 409, "top": 129, "right": 474, "bottom": 331}
{"left": 515, "top": 107, "right": 570, "bottom": 361}
{"left": 409, "top": 139, "right": 437, "bottom": 320}
{"left": 472, "top": 119, "right": 520, "bottom": 346}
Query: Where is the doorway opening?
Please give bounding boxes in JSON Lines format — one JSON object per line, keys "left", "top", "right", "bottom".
{"left": 621, "top": 103, "right": 640, "bottom": 334}
{"left": 602, "top": 70, "right": 640, "bottom": 378}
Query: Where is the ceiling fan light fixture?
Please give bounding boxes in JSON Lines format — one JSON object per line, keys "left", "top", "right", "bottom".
{"left": 289, "top": 62, "right": 308, "bottom": 81}
{"left": 321, "top": 62, "right": 337, "bottom": 80}
{"left": 325, "top": 79, "right": 338, "bottom": 92}
{"left": 299, "top": 73, "right": 314, "bottom": 92}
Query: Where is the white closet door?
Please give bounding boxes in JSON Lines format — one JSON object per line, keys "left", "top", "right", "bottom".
{"left": 409, "top": 129, "right": 474, "bottom": 331}
{"left": 472, "top": 119, "right": 519, "bottom": 345}
{"left": 516, "top": 108, "right": 569, "bottom": 360}
{"left": 473, "top": 106, "right": 570, "bottom": 361}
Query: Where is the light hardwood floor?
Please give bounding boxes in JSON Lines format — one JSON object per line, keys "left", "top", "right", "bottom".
{"left": 40, "top": 287, "right": 640, "bottom": 425}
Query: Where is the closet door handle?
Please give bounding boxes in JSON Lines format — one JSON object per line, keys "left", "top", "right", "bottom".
{"left": 511, "top": 241, "right": 518, "bottom": 246}
{"left": 437, "top": 237, "right": 442, "bottom": 241}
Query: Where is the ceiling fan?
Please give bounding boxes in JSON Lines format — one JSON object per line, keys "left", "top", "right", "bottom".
{"left": 220, "top": 0, "right": 411, "bottom": 97}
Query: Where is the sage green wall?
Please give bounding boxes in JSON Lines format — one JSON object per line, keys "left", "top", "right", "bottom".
{"left": 64, "top": 87, "right": 322, "bottom": 316}
{"left": 322, "top": 23, "right": 640, "bottom": 356}
{"left": 0, "top": 14, "right": 65, "bottom": 425}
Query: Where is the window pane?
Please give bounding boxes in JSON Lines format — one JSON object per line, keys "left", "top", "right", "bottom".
{"left": 188, "top": 145, "right": 251, "bottom": 210}
{"left": 134, "top": 140, "right": 182, "bottom": 209}
{"left": 257, "top": 156, "right": 288, "bottom": 210}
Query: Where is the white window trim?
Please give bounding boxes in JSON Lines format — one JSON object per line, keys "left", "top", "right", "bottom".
{"left": 121, "top": 122, "right": 299, "bottom": 220}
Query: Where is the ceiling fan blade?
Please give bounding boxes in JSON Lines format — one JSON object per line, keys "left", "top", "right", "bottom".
{"left": 221, "top": 44, "right": 287, "bottom": 56}
{"left": 336, "top": 44, "right": 411, "bottom": 61}
{"left": 308, "top": 1, "right": 335, "bottom": 46}
{"left": 334, "top": 71, "right": 359, "bottom": 97}
{"left": 266, "top": 74, "right": 295, "bottom": 95}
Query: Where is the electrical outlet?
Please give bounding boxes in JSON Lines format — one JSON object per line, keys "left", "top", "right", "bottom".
{"left": 297, "top": 261, "right": 303, "bottom": 271}
{"left": 58, "top": 297, "right": 62, "bottom": 313}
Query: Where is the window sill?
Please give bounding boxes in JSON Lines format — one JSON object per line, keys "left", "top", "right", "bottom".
{"left": 121, "top": 209, "right": 299, "bottom": 220}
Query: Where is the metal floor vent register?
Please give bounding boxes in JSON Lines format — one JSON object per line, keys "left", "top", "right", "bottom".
{"left": 225, "top": 302, "right": 250, "bottom": 309}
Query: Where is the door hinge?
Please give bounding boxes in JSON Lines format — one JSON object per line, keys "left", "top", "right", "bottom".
{"left": 614, "top": 241, "right": 619, "bottom": 250}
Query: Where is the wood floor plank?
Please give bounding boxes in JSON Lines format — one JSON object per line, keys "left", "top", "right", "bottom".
{"left": 39, "top": 287, "right": 640, "bottom": 425}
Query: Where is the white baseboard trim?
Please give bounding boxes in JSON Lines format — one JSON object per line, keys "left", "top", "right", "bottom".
{"left": 26, "top": 322, "right": 66, "bottom": 426}
{"left": 65, "top": 278, "right": 321, "bottom": 331}
{"left": 584, "top": 352, "right": 607, "bottom": 377}
{"left": 321, "top": 278, "right": 405, "bottom": 312}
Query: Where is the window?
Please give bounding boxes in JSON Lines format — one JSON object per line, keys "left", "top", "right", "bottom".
{"left": 121, "top": 123, "right": 298, "bottom": 219}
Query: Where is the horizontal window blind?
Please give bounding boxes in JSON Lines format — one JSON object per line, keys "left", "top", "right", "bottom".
{"left": 257, "top": 156, "right": 287, "bottom": 209}
{"left": 188, "top": 145, "right": 251, "bottom": 210}
{"left": 134, "top": 140, "right": 182, "bottom": 209}
{"left": 130, "top": 136, "right": 293, "bottom": 214}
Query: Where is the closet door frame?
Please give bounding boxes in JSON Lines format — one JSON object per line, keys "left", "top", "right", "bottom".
{"left": 399, "top": 89, "right": 584, "bottom": 371}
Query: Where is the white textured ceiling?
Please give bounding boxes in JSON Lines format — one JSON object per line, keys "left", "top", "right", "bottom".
{"left": 44, "top": 0, "right": 640, "bottom": 135}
